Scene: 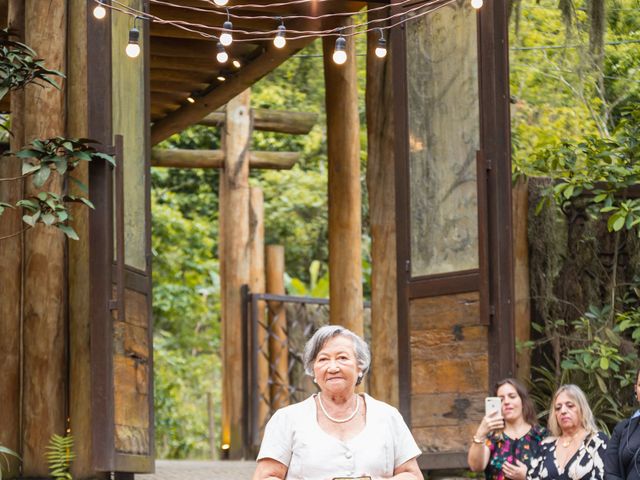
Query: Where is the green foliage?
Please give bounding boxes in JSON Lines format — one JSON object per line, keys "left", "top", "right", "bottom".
{"left": 45, "top": 434, "right": 75, "bottom": 480}
{"left": 1, "top": 138, "right": 112, "bottom": 239}
{"left": 151, "top": 189, "right": 221, "bottom": 458}
{"left": 0, "top": 28, "right": 64, "bottom": 102}
{"left": 0, "top": 444, "right": 20, "bottom": 480}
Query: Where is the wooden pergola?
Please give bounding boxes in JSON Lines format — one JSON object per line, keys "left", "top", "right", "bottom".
{"left": 0, "top": 0, "right": 516, "bottom": 477}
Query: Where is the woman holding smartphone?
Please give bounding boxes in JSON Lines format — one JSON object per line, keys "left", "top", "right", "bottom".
{"left": 468, "top": 378, "right": 547, "bottom": 480}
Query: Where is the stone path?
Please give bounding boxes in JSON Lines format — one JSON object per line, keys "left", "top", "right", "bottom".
{"left": 137, "top": 460, "right": 255, "bottom": 480}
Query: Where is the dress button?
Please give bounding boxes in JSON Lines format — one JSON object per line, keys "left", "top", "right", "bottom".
{"left": 345, "top": 451, "right": 353, "bottom": 459}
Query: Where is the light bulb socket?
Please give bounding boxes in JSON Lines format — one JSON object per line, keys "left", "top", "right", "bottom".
{"left": 277, "top": 24, "right": 286, "bottom": 36}
{"left": 223, "top": 20, "right": 232, "bottom": 30}
{"left": 128, "top": 26, "right": 140, "bottom": 45}
{"left": 377, "top": 36, "right": 386, "bottom": 49}
{"left": 335, "top": 35, "right": 346, "bottom": 52}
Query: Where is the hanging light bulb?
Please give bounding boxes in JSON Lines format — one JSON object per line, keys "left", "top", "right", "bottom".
{"left": 220, "top": 19, "right": 233, "bottom": 46}
{"left": 375, "top": 29, "right": 387, "bottom": 58}
{"left": 216, "top": 42, "right": 229, "bottom": 63}
{"left": 232, "top": 59, "right": 241, "bottom": 68}
{"left": 273, "top": 20, "right": 286, "bottom": 49}
{"left": 125, "top": 26, "right": 141, "bottom": 58}
{"left": 332, "top": 35, "right": 347, "bottom": 65}
{"left": 471, "top": 0, "right": 483, "bottom": 9}
{"left": 93, "top": 0, "right": 107, "bottom": 19}
{"left": 214, "top": 0, "right": 228, "bottom": 5}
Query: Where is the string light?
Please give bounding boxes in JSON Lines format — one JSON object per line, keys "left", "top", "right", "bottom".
{"left": 214, "top": 0, "right": 228, "bottom": 5}
{"left": 375, "top": 28, "right": 387, "bottom": 58}
{"left": 217, "top": 75, "right": 226, "bottom": 82}
{"left": 232, "top": 59, "right": 241, "bottom": 68}
{"left": 126, "top": 25, "right": 141, "bottom": 58}
{"left": 93, "top": 0, "right": 107, "bottom": 19}
{"left": 471, "top": 0, "right": 483, "bottom": 8}
{"left": 216, "top": 41, "right": 229, "bottom": 63}
{"left": 106, "top": 0, "right": 458, "bottom": 62}
{"left": 220, "top": 10, "right": 233, "bottom": 46}
{"left": 187, "top": 96, "right": 195, "bottom": 103}
{"left": 332, "top": 34, "right": 347, "bottom": 65}
{"left": 273, "top": 18, "right": 286, "bottom": 49}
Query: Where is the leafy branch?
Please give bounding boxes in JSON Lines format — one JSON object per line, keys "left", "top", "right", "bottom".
{"left": 45, "top": 434, "right": 75, "bottom": 480}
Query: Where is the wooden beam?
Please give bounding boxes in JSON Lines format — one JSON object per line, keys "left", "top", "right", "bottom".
{"left": 0, "top": 3, "right": 24, "bottom": 475}
{"left": 151, "top": 148, "right": 299, "bottom": 169}
{"left": 199, "top": 108, "right": 317, "bottom": 135}
{"left": 23, "top": 0, "right": 67, "bottom": 475}
{"left": 365, "top": 7, "right": 399, "bottom": 408}
{"left": 513, "top": 179, "right": 531, "bottom": 382}
{"left": 323, "top": 18, "right": 363, "bottom": 336}
{"left": 151, "top": 22, "right": 315, "bottom": 145}
{"left": 266, "top": 245, "right": 289, "bottom": 410}
{"left": 220, "top": 89, "right": 251, "bottom": 459}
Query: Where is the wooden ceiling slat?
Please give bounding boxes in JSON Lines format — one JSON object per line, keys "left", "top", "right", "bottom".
{"left": 151, "top": 36, "right": 256, "bottom": 59}
{"left": 150, "top": 68, "right": 217, "bottom": 82}
{"left": 151, "top": 79, "right": 209, "bottom": 93}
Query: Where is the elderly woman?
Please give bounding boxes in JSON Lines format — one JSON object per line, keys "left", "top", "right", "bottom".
{"left": 528, "top": 384, "right": 608, "bottom": 480}
{"left": 468, "top": 378, "right": 547, "bottom": 480}
{"left": 253, "top": 325, "right": 423, "bottom": 480}
{"left": 605, "top": 368, "right": 640, "bottom": 480}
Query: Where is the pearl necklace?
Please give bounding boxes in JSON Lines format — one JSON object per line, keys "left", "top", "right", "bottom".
{"left": 317, "top": 393, "right": 360, "bottom": 423}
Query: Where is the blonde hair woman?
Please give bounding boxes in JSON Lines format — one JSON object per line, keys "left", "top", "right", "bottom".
{"left": 528, "top": 384, "right": 608, "bottom": 480}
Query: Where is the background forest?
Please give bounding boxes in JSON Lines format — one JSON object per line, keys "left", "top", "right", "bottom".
{"left": 152, "top": 0, "right": 640, "bottom": 458}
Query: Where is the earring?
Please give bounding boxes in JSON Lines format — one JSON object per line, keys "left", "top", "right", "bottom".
{"left": 313, "top": 377, "right": 317, "bottom": 384}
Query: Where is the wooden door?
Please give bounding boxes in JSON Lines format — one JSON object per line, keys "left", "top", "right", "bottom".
{"left": 88, "top": 0, "right": 154, "bottom": 473}
{"left": 392, "top": 0, "right": 515, "bottom": 470}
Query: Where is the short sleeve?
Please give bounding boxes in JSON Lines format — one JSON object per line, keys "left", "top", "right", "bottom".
{"left": 256, "top": 409, "right": 293, "bottom": 467}
{"left": 389, "top": 407, "right": 422, "bottom": 467}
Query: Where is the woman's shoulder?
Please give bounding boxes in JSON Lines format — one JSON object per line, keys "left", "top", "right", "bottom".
{"left": 586, "top": 430, "right": 608, "bottom": 447}
{"left": 270, "top": 395, "right": 316, "bottom": 422}
{"left": 530, "top": 424, "right": 549, "bottom": 439}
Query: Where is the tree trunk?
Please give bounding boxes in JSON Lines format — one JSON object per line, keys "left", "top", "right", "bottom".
{"left": 366, "top": 7, "right": 399, "bottom": 408}
{"left": 266, "top": 245, "right": 289, "bottom": 410}
{"left": 22, "top": 1, "right": 67, "bottom": 476}
{"left": 0, "top": 2, "right": 25, "bottom": 473}
{"left": 323, "top": 18, "right": 363, "bottom": 336}
{"left": 220, "top": 89, "right": 251, "bottom": 458}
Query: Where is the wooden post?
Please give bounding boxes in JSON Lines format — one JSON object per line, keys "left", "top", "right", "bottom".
{"left": 22, "top": 1, "right": 67, "bottom": 476}
{"left": 220, "top": 89, "right": 251, "bottom": 458}
{"left": 249, "top": 188, "right": 270, "bottom": 438}
{"left": 67, "top": 0, "right": 100, "bottom": 477}
{"left": 0, "top": 1, "right": 25, "bottom": 472}
{"left": 266, "top": 245, "right": 289, "bottom": 410}
{"left": 323, "top": 19, "right": 364, "bottom": 336}
{"left": 365, "top": 8, "right": 399, "bottom": 408}
{"left": 513, "top": 179, "right": 531, "bottom": 382}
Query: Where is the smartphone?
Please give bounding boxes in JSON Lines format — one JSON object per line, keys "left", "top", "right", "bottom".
{"left": 485, "top": 396, "right": 502, "bottom": 416}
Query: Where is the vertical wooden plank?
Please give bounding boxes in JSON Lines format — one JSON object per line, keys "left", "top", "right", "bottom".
{"left": 22, "top": 0, "right": 67, "bottom": 475}
{"left": 513, "top": 179, "right": 531, "bottom": 381}
{"left": 366, "top": 7, "right": 399, "bottom": 408}
{"left": 0, "top": 2, "right": 25, "bottom": 474}
{"left": 220, "top": 89, "right": 251, "bottom": 458}
{"left": 266, "top": 245, "right": 289, "bottom": 410}
{"left": 249, "top": 187, "right": 270, "bottom": 435}
{"left": 67, "top": 0, "right": 100, "bottom": 477}
{"left": 323, "top": 19, "right": 363, "bottom": 336}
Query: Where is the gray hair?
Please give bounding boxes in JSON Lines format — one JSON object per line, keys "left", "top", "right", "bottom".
{"left": 547, "top": 384, "right": 599, "bottom": 437}
{"left": 303, "top": 325, "right": 371, "bottom": 385}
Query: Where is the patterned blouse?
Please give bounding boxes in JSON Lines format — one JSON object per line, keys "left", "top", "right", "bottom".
{"left": 527, "top": 431, "right": 608, "bottom": 480}
{"left": 485, "top": 425, "right": 548, "bottom": 480}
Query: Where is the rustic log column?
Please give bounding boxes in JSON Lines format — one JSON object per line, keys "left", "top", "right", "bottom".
{"left": 322, "top": 18, "right": 363, "bottom": 336}
{"left": 220, "top": 89, "right": 251, "bottom": 458}
{"left": 366, "top": 8, "right": 399, "bottom": 408}
{"left": 0, "top": 1, "right": 25, "bottom": 472}
{"left": 266, "top": 245, "right": 289, "bottom": 409}
{"left": 22, "top": 0, "right": 67, "bottom": 475}
{"left": 67, "top": 0, "right": 102, "bottom": 477}
{"left": 513, "top": 179, "right": 531, "bottom": 381}
{"left": 249, "top": 188, "right": 270, "bottom": 437}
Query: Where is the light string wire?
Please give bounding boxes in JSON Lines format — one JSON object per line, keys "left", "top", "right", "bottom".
{"left": 107, "top": 0, "right": 458, "bottom": 43}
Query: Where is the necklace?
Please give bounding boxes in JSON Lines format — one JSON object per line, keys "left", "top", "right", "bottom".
{"left": 560, "top": 431, "right": 580, "bottom": 448}
{"left": 317, "top": 393, "right": 360, "bottom": 423}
